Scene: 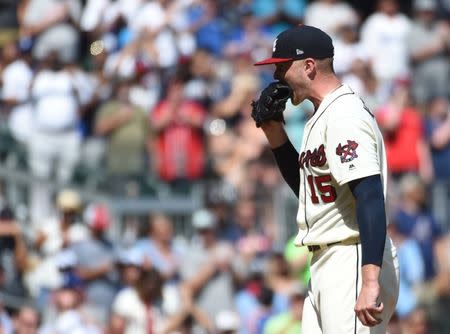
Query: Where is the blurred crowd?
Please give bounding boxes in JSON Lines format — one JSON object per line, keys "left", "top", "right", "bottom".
{"left": 0, "top": 0, "right": 450, "bottom": 333}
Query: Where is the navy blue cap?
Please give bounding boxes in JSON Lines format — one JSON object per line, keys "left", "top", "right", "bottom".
{"left": 0, "top": 206, "right": 15, "bottom": 220}
{"left": 255, "top": 25, "right": 334, "bottom": 66}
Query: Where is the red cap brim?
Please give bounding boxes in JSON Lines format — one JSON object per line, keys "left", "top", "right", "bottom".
{"left": 253, "top": 57, "right": 293, "bottom": 66}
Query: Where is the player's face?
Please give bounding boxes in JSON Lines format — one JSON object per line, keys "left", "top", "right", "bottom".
{"left": 274, "top": 60, "right": 311, "bottom": 106}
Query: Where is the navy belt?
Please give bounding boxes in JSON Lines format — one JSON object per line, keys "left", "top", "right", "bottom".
{"left": 307, "top": 237, "right": 360, "bottom": 252}
{"left": 308, "top": 241, "right": 341, "bottom": 252}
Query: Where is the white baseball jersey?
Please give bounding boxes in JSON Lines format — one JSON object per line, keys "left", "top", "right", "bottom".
{"left": 294, "top": 84, "right": 388, "bottom": 246}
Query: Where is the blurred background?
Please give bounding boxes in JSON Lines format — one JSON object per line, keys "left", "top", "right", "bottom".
{"left": 0, "top": 0, "right": 449, "bottom": 333}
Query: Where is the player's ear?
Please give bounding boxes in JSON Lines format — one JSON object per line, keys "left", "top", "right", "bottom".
{"left": 304, "top": 58, "right": 316, "bottom": 78}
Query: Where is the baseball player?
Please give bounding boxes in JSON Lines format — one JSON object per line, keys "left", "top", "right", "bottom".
{"left": 251, "top": 25, "right": 400, "bottom": 333}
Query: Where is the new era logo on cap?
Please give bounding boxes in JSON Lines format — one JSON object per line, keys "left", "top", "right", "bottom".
{"left": 255, "top": 25, "right": 334, "bottom": 66}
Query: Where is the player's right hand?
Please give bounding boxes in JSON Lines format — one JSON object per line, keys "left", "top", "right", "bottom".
{"left": 354, "top": 280, "right": 384, "bottom": 327}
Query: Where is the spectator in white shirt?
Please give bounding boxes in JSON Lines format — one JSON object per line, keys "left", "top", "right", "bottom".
{"left": 360, "top": 0, "right": 412, "bottom": 99}
{"left": 406, "top": 0, "right": 450, "bottom": 108}
{"left": 28, "top": 52, "right": 81, "bottom": 184}
{"left": 26, "top": 52, "right": 82, "bottom": 224}
{"left": 20, "top": 0, "right": 82, "bottom": 64}
{"left": 333, "top": 23, "right": 368, "bottom": 77}
{"left": 1, "top": 41, "right": 34, "bottom": 144}
{"left": 304, "top": 0, "right": 359, "bottom": 38}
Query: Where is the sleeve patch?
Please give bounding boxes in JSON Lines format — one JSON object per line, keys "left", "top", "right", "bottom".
{"left": 336, "top": 140, "right": 359, "bottom": 163}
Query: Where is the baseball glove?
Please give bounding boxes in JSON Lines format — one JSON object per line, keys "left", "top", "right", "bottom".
{"left": 251, "top": 81, "right": 292, "bottom": 128}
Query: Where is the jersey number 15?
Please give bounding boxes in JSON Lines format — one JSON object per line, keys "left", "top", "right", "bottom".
{"left": 307, "top": 175, "right": 337, "bottom": 204}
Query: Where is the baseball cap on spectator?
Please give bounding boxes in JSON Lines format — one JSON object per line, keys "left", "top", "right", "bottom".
{"left": 0, "top": 206, "right": 14, "bottom": 221}
{"left": 215, "top": 310, "right": 240, "bottom": 333}
{"left": 192, "top": 209, "right": 217, "bottom": 230}
{"left": 116, "top": 248, "right": 144, "bottom": 267}
{"left": 83, "top": 203, "right": 111, "bottom": 231}
{"left": 254, "top": 25, "right": 334, "bottom": 66}
{"left": 58, "top": 271, "right": 84, "bottom": 290}
{"left": 56, "top": 189, "right": 82, "bottom": 212}
{"left": 54, "top": 249, "right": 78, "bottom": 271}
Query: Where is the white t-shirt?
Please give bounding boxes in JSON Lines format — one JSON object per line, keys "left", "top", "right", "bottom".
{"left": 333, "top": 39, "right": 368, "bottom": 76}
{"left": 32, "top": 70, "right": 79, "bottom": 131}
{"left": 295, "top": 84, "right": 387, "bottom": 246}
{"left": 2, "top": 60, "right": 34, "bottom": 143}
{"left": 360, "top": 12, "right": 412, "bottom": 81}
{"left": 37, "top": 217, "right": 89, "bottom": 256}
{"left": 39, "top": 310, "right": 101, "bottom": 334}
{"left": 304, "top": 1, "right": 358, "bottom": 37}
{"left": 129, "top": 2, "right": 178, "bottom": 68}
{"left": 113, "top": 287, "right": 165, "bottom": 334}
{"left": 2, "top": 60, "right": 33, "bottom": 102}
{"left": 80, "top": 0, "right": 110, "bottom": 32}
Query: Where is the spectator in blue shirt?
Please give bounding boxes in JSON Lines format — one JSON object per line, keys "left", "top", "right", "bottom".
{"left": 251, "top": 0, "right": 306, "bottom": 35}
{"left": 388, "top": 221, "right": 425, "bottom": 318}
{"left": 424, "top": 96, "right": 450, "bottom": 181}
{"left": 393, "top": 174, "right": 444, "bottom": 280}
{"left": 132, "top": 213, "right": 182, "bottom": 281}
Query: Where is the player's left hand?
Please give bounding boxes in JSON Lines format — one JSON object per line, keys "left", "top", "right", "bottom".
{"left": 354, "top": 280, "right": 384, "bottom": 327}
{"left": 251, "top": 81, "right": 292, "bottom": 127}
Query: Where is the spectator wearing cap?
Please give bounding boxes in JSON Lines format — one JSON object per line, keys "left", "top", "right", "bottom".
{"left": 83, "top": 203, "right": 113, "bottom": 247}
{"left": 34, "top": 189, "right": 88, "bottom": 256}
{"left": 38, "top": 257, "right": 102, "bottom": 334}
{"left": 179, "top": 208, "right": 237, "bottom": 325}
{"left": 68, "top": 203, "right": 117, "bottom": 325}
{"left": 26, "top": 189, "right": 88, "bottom": 307}
{"left": 263, "top": 283, "right": 305, "bottom": 334}
{"left": 406, "top": 0, "right": 450, "bottom": 109}
{"left": 0, "top": 206, "right": 29, "bottom": 301}
{"left": 115, "top": 247, "right": 146, "bottom": 290}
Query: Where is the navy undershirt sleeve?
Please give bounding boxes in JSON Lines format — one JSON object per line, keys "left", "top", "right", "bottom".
{"left": 348, "top": 174, "right": 386, "bottom": 267}
{"left": 271, "top": 140, "right": 300, "bottom": 198}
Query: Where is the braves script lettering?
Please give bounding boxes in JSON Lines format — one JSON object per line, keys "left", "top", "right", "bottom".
{"left": 299, "top": 144, "right": 327, "bottom": 169}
